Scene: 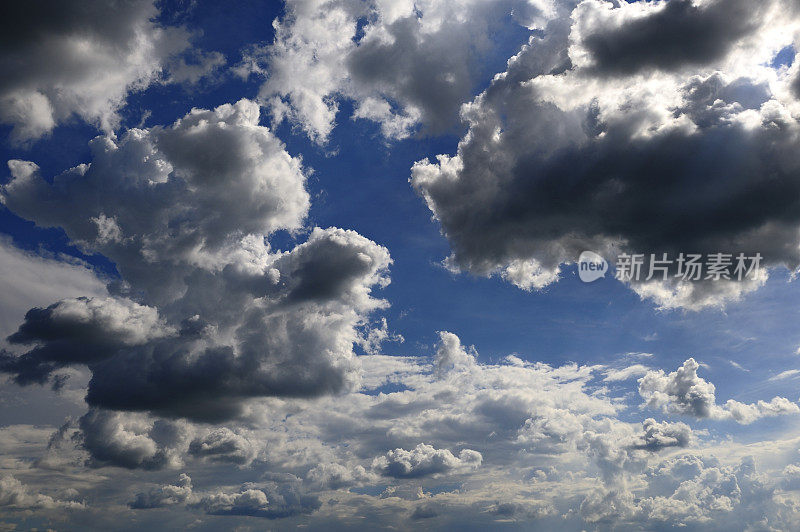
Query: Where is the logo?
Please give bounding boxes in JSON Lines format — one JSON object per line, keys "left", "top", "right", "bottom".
{"left": 578, "top": 251, "right": 608, "bottom": 283}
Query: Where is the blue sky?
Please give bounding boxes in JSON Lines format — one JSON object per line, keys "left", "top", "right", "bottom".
{"left": 2, "top": 0, "right": 800, "bottom": 530}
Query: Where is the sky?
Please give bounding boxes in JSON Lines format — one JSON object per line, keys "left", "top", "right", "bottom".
{"left": 2, "top": 0, "right": 800, "bottom": 530}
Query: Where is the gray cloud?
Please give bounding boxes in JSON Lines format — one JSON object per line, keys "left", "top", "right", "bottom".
{"left": 411, "top": 0, "right": 800, "bottom": 309}
{"left": 579, "top": 0, "right": 759, "bottom": 75}
{"left": 0, "top": 237, "right": 106, "bottom": 340}
{"left": 0, "top": 0, "right": 190, "bottom": 142}
{"left": 631, "top": 418, "right": 694, "bottom": 452}
{"left": 0, "top": 100, "right": 392, "bottom": 424}
{"left": 129, "top": 474, "right": 192, "bottom": 509}
{"left": 78, "top": 408, "right": 190, "bottom": 470}
{"left": 194, "top": 483, "right": 321, "bottom": 519}
{"left": 188, "top": 428, "right": 257, "bottom": 465}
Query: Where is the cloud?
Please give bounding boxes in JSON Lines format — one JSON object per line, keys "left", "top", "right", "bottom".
{"left": 0, "top": 100, "right": 392, "bottom": 424}
{"left": 1, "top": 297, "right": 172, "bottom": 386}
{"left": 638, "top": 358, "right": 800, "bottom": 423}
{"left": 769, "top": 369, "right": 800, "bottom": 381}
{"left": 576, "top": 0, "right": 759, "bottom": 75}
{"left": 129, "top": 473, "right": 193, "bottom": 509}
{"left": 603, "top": 364, "right": 651, "bottom": 382}
{"left": 0, "top": 0, "right": 194, "bottom": 143}
{"left": 188, "top": 428, "right": 257, "bottom": 465}
{"left": 78, "top": 408, "right": 190, "bottom": 470}
{"left": 0, "top": 237, "right": 106, "bottom": 339}
{"left": 3, "top": 332, "right": 800, "bottom": 528}
{"left": 582, "top": 454, "right": 793, "bottom": 528}
{"left": 195, "top": 483, "right": 321, "bottom": 519}
{"left": 0, "top": 474, "right": 83, "bottom": 510}
{"left": 240, "top": 0, "right": 559, "bottom": 143}
{"left": 373, "top": 443, "right": 482, "bottom": 478}
{"left": 433, "top": 330, "right": 476, "bottom": 374}
{"left": 411, "top": 0, "right": 800, "bottom": 309}
{"left": 630, "top": 418, "right": 694, "bottom": 451}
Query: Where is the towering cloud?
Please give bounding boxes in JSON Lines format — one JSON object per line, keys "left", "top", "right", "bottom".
{"left": 0, "top": 100, "right": 392, "bottom": 425}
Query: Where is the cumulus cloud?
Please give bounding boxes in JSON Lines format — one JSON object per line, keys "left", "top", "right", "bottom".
{"left": 130, "top": 476, "right": 321, "bottom": 519}
{"left": 582, "top": 454, "right": 794, "bottom": 528}
{"left": 78, "top": 408, "right": 190, "bottom": 470}
{"left": 1, "top": 297, "right": 172, "bottom": 387}
{"left": 129, "top": 473, "right": 193, "bottom": 509}
{"left": 411, "top": 0, "right": 800, "bottom": 309}
{"left": 239, "top": 0, "right": 559, "bottom": 143}
{"left": 433, "top": 330, "right": 476, "bottom": 374}
{"left": 631, "top": 418, "right": 694, "bottom": 451}
{"left": 0, "top": 100, "right": 393, "bottom": 426}
{"left": 0, "top": 0, "right": 199, "bottom": 143}
{"left": 4, "top": 331, "right": 800, "bottom": 528}
{"left": 373, "top": 443, "right": 482, "bottom": 478}
{"left": 188, "top": 428, "right": 258, "bottom": 465}
{"left": 638, "top": 358, "right": 800, "bottom": 423}
{"left": 195, "top": 483, "right": 321, "bottom": 519}
{"left": 0, "top": 474, "right": 83, "bottom": 510}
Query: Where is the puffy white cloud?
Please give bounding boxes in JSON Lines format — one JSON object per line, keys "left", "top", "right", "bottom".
{"left": 433, "top": 330, "right": 476, "bottom": 374}
{"left": 638, "top": 358, "right": 800, "bottom": 423}
{"left": 240, "top": 0, "right": 560, "bottom": 143}
{"left": 0, "top": 0, "right": 196, "bottom": 143}
{"left": 373, "top": 443, "right": 482, "bottom": 478}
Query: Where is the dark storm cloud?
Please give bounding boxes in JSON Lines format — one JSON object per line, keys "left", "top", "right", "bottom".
{"left": 0, "top": 297, "right": 170, "bottom": 386}
{"left": 581, "top": 0, "right": 758, "bottom": 75}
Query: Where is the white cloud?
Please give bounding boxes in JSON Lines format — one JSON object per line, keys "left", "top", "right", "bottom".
{"left": 373, "top": 443, "right": 482, "bottom": 478}
{"left": 639, "top": 358, "right": 800, "bottom": 423}
{"left": 604, "top": 364, "right": 651, "bottom": 382}
{"left": 241, "top": 0, "right": 559, "bottom": 143}
{"left": 0, "top": 0, "right": 193, "bottom": 143}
